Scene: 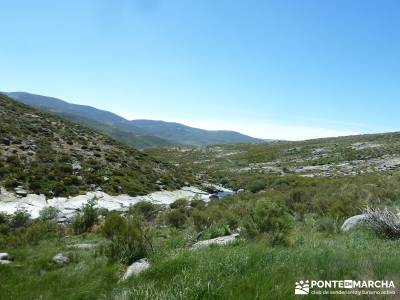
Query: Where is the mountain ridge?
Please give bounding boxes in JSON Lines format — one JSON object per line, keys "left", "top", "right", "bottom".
{"left": 6, "top": 92, "right": 264, "bottom": 148}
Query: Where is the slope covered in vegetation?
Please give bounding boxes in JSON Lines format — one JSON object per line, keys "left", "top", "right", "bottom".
{"left": 0, "top": 94, "right": 186, "bottom": 197}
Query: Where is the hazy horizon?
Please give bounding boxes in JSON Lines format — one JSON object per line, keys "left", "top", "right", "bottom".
{"left": 2, "top": 1, "right": 400, "bottom": 140}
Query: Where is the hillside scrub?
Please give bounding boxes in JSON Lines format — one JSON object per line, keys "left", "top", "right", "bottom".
{"left": 0, "top": 94, "right": 189, "bottom": 197}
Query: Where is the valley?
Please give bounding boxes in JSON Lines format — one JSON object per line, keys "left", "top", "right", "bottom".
{"left": 1, "top": 94, "right": 400, "bottom": 299}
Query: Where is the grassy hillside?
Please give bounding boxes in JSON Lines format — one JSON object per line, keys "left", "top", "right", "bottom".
{"left": 146, "top": 132, "right": 400, "bottom": 191}
{"left": 1, "top": 230, "right": 399, "bottom": 299}
{"left": 0, "top": 94, "right": 186, "bottom": 197}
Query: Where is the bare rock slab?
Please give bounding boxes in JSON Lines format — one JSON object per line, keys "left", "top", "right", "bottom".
{"left": 122, "top": 258, "right": 150, "bottom": 281}
{"left": 191, "top": 233, "right": 239, "bottom": 250}
{"left": 341, "top": 214, "right": 368, "bottom": 231}
{"left": 67, "top": 243, "right": 97, "bottom": 250}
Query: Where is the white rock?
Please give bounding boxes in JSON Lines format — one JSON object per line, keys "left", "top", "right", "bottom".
{"left": 53, "top": 253, "right": 70, "bottom": 264}
{"left": 341, "top": 214, "right": 368, "bottom": 231}
{"left": 72, "top": 161, "right": 82, "bottom": 171}
{"left": 191, "top": 233, "right": 239, "bottom": 250}
{"left": 122, "top": 258, "right": 150, "bottom": 280}
{"left": 67, "top": 243, "right": 97, "bottom": 249}
{"left": 0, "top": 253, "right": 9, "bottom": 260}
{"left": 0, "top": 260, "right": 12, "bottom": 265}
{"left": 0, "top": 186, "right": 225, "bottom": 222}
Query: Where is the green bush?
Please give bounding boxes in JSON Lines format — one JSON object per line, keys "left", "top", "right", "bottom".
{"left": 200, "top": 225, "right": 231, "bottom": 240}
{"left": 190, "top": 199, "right": 206, "bottom": 209}
{"left": 103, "top": 214, "right": 154, "bottom": 264}
{"left": 192, "top": 210, "right": 212, "bottom": 231}
{"left": 129, "top": 201, "right": 159, "bottom": 221}
{"left": 72, "top": 198, "right": 98, "bottom": 234}
{"left": 39, "top": 206, "right": 60, "bottom": 221}
{"left": 247, "top": 180, "right": 267, "bottom": 193}
{"left": 25, "top": 220, "right": 59, "bottom": 244}
{"left": 170, "top": 198, "right": 189, "bottom": 209}
{"left": 253, "top": 196, "right": 292, "bottom": 234}
{"left": 0, "top": 212, "right": 9, "bottom": 224}
{"left": 165, "top": 209, "right": 187, "bottom": 228}
{"left": 315, "top": 216, "right": 339, "bottom": 234}
{"left": 102, "top": 212, "right": 125, "bottom": 239}
{"left": 10, "top": 208, "right": 31, "bottom": 228}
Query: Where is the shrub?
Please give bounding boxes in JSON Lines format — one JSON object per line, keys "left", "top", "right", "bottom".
{"left": 364, "top": 207, "right": 400, "bottom": 239}
{"left": 102, "top": 213, "right": 125, "bottom": 239}
{"left": 129, "top": 201, "right": 159, "bottom": 221}
{"left": 315, "top": 216, "right": 339, "bottom": 234}
{"left": 190, "top": 199, "right": 206, "bottom": 209}
{"left": 200, "top": 225, "right": 231, "bottom": 240}
{"left": 170, "top": 198, "right": 189, "bottom": 209}
{"left": 192, "top": 210, "right": 212, "bottom": 231}
{"left": 25, "top": 220, "right": 59, "bottom": 244}
{"left": 0, "top": 212, "right": 9, "bottom": 224}
{"left": 103, "top": 214, "right": 154, "bottom": 264}
{"left": 253, "top": 196, "right": 292, "bottom": 234}
{"left": 39, "top": 206, "right": 60, "bottom": 221}
{"left": 165, "top": 210, "right": 187, "bottom": 228}
{"left": 72, "top": 198, "right": 98, "bottom": 234}
{"left": 248, "top": 180, "right": 266, "bottom": 193}
{"left": 10, "top": 208, "right": 31, "bottom": 228}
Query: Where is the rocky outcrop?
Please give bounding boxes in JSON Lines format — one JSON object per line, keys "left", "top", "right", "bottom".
{"left": 191, "top": 233, "right": 239, "bottom": 250}
{"left": 122, "top": 258, "right": 150, "bottom": 280}
{"left": 341, "top": 214, "right": 368, "bottom": 231}
{"left": 0, "top": 186, "right": 230, "bottom": 222}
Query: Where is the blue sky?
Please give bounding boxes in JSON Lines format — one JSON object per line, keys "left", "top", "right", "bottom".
{"left": 1, "top": 0, "right": 400, "bottom": 140}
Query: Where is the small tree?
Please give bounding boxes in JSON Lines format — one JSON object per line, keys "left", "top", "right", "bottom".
{"left": 72, "top": 197, "right": 98, "bottom": 234}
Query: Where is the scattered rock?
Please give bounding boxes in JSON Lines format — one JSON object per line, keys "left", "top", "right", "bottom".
{"left": 341, "top": 214, "right": 368, "bottom": 231}
{"left": 191, "top": 233, "right": 240, "bottom": 250}
{"left": 122, "top": 258, "right": 150, "bottom": 280}
{"left": 67, "top": 243, "right": 97, "bottom": 250}
{"left": 0, "top": 253, "right": 9, "bottom": 260}
{"left": 53, "top": 253, "right": 70, "bottom": 265}
{"left": 14, "top": 186, "right": 28, "bottom": 197}
{"left": 71, "top": 161, "right": 82, "bottom": 171}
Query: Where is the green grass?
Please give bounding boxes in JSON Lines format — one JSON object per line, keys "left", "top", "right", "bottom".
{"left": 115, "top": 230, "right": 400, "bottom": 299}
{"left": 0, "top": 235, "right": 120, "bottom": 300}
{"left": 2, "top": 229, "right": 400, "bottom": 299}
